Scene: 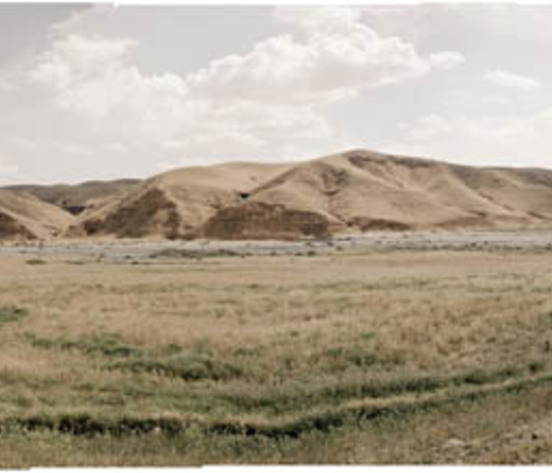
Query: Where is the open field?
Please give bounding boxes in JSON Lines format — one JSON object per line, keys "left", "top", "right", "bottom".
{"left": 1, "top": 234, "right": 552, "bottom": 466}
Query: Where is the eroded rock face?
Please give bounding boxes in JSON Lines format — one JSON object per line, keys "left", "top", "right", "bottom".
{"left": 197, "top": 201, "right": 330, "bottom": 240}
{"left": 350, "top": 217, "right": 412, "bottom": 232}
{"left": 78, "top": 188, "right": 181, "bottom": 239}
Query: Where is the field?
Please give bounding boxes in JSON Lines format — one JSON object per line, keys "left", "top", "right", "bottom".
{"left": 1, "top": 234, "right": 552, "bottom": 466}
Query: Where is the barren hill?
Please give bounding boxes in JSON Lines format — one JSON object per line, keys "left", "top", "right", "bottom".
{"left": 235, "top": 150, "right": 552, "bottom": 230}
{"left": 39, "top": 149, "right": 552, "bottom": 240}
{"left": 65, "top": 162, "right": 290, "bottom": 239}
{"left": 195, "top": 150, "right": 552, "bottom": 239}
{"left": 6, "top": 179, "right": 140, "bottom": 215}
{"left": 0, "top": 189, "right": 75, "bottom": 240}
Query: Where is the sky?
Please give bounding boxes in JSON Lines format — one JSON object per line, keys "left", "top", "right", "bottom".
{"left": 2, "top": 3, "right": 552, "bottom": 184}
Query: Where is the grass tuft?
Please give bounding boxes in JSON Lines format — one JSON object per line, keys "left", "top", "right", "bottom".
{"left": 0, "top": 306, "right": 28, "bottom": 326}
{"left": 111, "top": 352, "right": 243, "bottom": 381}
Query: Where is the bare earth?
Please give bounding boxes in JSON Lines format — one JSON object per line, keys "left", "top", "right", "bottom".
{"left": 1, "top": 230, "right": 552, "bottom": 466}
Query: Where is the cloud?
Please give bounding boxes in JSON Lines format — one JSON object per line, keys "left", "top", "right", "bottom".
{"left": 484, "top": 69, "right": 540, "bottom": 92}
{"left": 30, "top": 34, "right": 189, "bottom": 130}
{"left": 21, "top": 38, "right": 334, "bottom": 159}
{"left": 428, "top": 51, "right": 465, "bottom": 70}
{"left": 394, "top": 110, "right": 552, "bottom": 167}
{"left": 24, "top": 7, "right": 464, "bottom": 163}
{"left": 190, "top": 6, "right": 464, "bottom": 104}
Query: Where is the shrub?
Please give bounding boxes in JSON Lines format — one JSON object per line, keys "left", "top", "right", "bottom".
{"left": 26, "top": 259, "right": 47, "bottom": 265}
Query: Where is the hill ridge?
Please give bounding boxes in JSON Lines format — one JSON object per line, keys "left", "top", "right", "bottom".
{"left": 4, "top": 149, "right": 552, "bottom": 241}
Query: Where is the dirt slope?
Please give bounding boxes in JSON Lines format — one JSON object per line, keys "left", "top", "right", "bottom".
{"left": 240, "top": 150, "right": 552, "bottom": 233}
{"left": 0, "top": 189, "right": 75, "bottom": 240}
{"left": 62, "top": 149, "right": 552, "bottom": 240}
{"left": 66, "top": 162, "right": 290, "bottom": 239}
{"left": 6, "top": 179, "right": 140, "bottom": 215}
{"left": 198, "top": 201, "right": 330, "bottom": 240}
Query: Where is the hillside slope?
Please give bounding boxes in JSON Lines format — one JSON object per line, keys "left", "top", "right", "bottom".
{"left": 240, "top": 150, "right": 552, "bottom": 231}
{"left": 0, "top": 189, "right": 75, "bottom": 240}
{"left": 65, "top": 162, "right": 290, "bottom": 239}
{"left": 6, "top": 179, "right": 140, "bottom": 215}
{"left": 62, "top": 149, "right": 552, "bottom": 240}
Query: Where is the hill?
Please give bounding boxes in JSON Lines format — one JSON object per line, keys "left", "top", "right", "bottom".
{"left": 26, "top": 149, "right": 552, "bottom": 240}
{"left": 0, "top": 189, "right": 75, "bottom": 240}
{"left": 6, "top": 179, "right": 140, "bottom": 215}
{"left": 65, "top": 162, "right": 290, "bottom": 239}
{"left": 194, "top": 149, "right": 552, "bottom": 239}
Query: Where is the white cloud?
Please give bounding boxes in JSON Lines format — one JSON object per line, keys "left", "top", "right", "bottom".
{"left": 394, "top": 110, "right": 552, "bottom": 167}
{"left": 484, "top": 69, "right": 540, "bottom": 92}
{"left": 190, "top": 7, "right": 463, "bottom": 104}
{"left": 428, "top": 51, "right": 465, "bottom": 70}
{"left": 29, "top": 35, "right": 190, "bottom": 141}
{"left": 28, "top": 34, "right": 334, "bottom": 148}
{"left": 21, "top": 35, "right": 342, "bottom": 159}
{"left": 30, "top": 34, "right": 137, "bottom": 90}
{"left": 24, "top": 7, "right": 464, "bottom": 164}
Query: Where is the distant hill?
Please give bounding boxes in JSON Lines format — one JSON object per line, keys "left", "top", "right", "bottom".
{"left": 60, "top": 149, "right": 552, "bottom": 241}
{"left": 0, "top": 189, "right": 74, "bottom": 240}
{"left": 65, "top": 162, "right": 290, "bottom": 239}
{"left": 6, "top": 179, "right": 140, "bottom": 215}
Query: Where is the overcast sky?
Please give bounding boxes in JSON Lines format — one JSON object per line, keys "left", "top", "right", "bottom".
{"left": 2, "top": 4, "right": 552, "bottom": 184}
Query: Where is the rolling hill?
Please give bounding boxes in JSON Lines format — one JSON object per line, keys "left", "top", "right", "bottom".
{"left": 6, "top": 179, "right": 140, "bottom": 215}
{"left": 66, "top": 149, "right": 552, "bottom": 240}
{"left": 0, "top": 189, "right": 75, "bottom": 240}
{"left": 6, "top": 149, "right": 552, "bottom": 241}
{"left": 64, "top": 162, "right": 291, "bottom": 239}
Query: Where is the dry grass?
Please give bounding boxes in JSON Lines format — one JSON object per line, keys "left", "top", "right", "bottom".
{"left": 1, "top": 248, "right": 552, "bottom": 465}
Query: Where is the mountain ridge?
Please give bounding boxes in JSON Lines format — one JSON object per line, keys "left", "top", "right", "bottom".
{"left": 4, "top": 149, "right": 552, "bottom": 241}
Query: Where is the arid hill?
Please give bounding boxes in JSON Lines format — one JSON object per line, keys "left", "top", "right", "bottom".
{"left": 0, "top": 189, "right": 74, "bottom": 240}
{"left": 65, "top": 162, "right": 290, "bottom": 239}
{"left": 6, "top": 179, "right": 140, "bottom": 215}
{"left": 8, "top": 149, "right": 552, "bottom": 241}
{"left": 235, "top": 150, "right": 552, "bottom": 233}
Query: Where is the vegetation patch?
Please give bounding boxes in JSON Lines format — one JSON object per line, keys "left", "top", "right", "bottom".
{"left": 3, "top": 368, "right": 552, "bottom": 441}
{"left": 25, "top": 259, "right": 47, "bottom": 265}
{"left": 214, "top": 362, "right": 536, "bottom": 415}
{"left": 310, "top": 345, "right": 390, "bottom": 372}
{"left": 0, "top": 307, "right": 28, "bottom": 326}
{"left": 111, "top": 352, "right": 243, "bottom": 381}
{"left": 27, "top": 333, "right": 145, "bottom": 358}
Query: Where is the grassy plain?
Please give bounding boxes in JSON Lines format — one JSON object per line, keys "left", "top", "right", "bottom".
{"left": 1, "top": 246, "right": 552, "bottom": 466}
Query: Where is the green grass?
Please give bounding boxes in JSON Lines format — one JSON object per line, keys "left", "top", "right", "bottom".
{"left": 111, "top": 352, "right": 244, "bottom": 381}
{"left": 3, "top": 250, "right": 552, "bottom": 465}
{"left": 0, "top": 307, "right": 27, "bottom": 326}
{"left": 27, "top": 333, "right": 145, "bottom": 358}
